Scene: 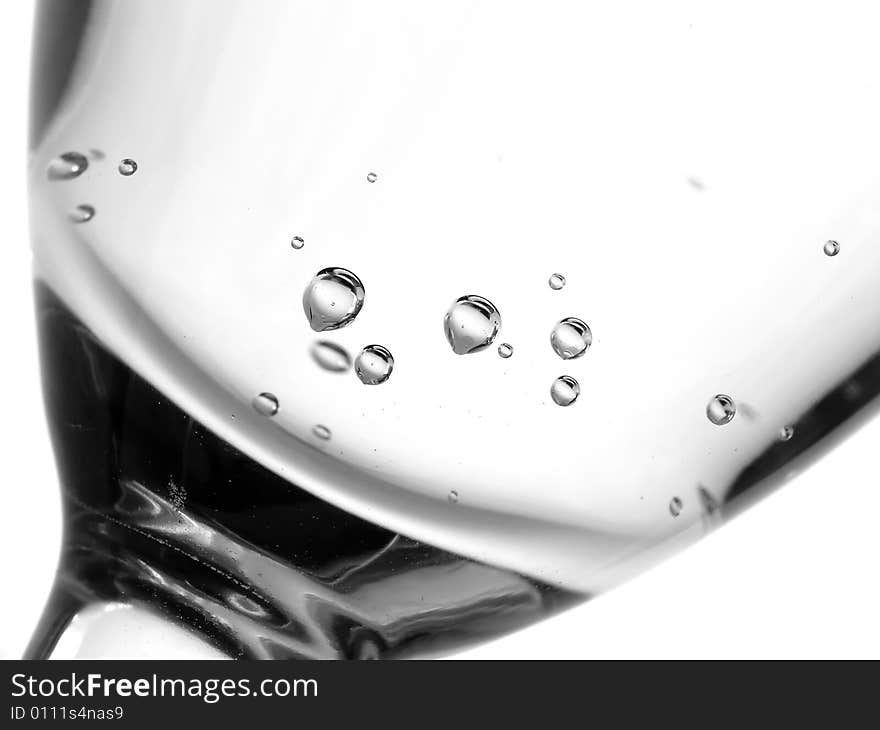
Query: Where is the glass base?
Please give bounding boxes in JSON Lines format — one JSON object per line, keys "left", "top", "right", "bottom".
{"left": 27, "top": 283, "right": 579, "bottom": 659}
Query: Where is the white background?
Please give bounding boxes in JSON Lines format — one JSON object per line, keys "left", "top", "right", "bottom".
{"left": 1, "top": 0, "right": 878, "bottom": 659}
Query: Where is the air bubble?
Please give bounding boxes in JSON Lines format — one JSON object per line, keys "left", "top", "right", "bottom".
{"left": 706, "top": 394, "right": 736, "bottom": 425}
{"left": 366, "top": 172, "right": 378, "bottom": 183}
{"left": 443, "top": 295, "right": 502, "bottom": 355}
{"left": 118, "top": 158, "right": 138, "bottom": 176}
{"left": 302, "top": 267, "right": 365, "bottom": 332}
{"left": 47, "top": 152, "right": 88, "bottom": 181}
{"left": 310, "top": 341, "right": 351, "bottom": 373}
{"left": 497, "top": 343, "right": 514, "bottom": 359}
{"left": 779, "top": 425, "right": 795, "bottom": 442}
{"left": 355, "top": 345, "right": 394, "bottom": 385}
{"left": 290, "top": 236, "right": 305, "bottom": 250}
{"left": 550, "top": 375, "right": 580, "bottom": 406}
{"left": 550, "top": 317, "right": 592, "bottom": 360}
{"left": 252, "top": 392, "right": 279, "bottom": 417}
{"left": 823, "top": 240, "right": 840, "bottom": 257}
{"left": 669, "top": 497, "right": 683, "bottom": 517}
{"left": 548, "top": 273, "right": 566, "bottom": 290}
{"left": 448, "top": 490, "right": 459, "bottom": 504}
{"left": 313, "top": 424, "right": 331, "bottom": 440}
{"left": 68, "top": 204, "right": 95, "bottom": 223}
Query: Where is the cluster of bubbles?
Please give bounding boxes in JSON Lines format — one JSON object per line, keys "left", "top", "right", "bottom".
{"left": 253, "top": 265, "right": 396, "bottom": 435}
{"left": 442, "top": 275, "right": 593, "bottom": 407}
{"left": 53, "top": 148, "right": 821, "bottom": 512}
{"left": 48, "top": 150, "right": 138, "bottom": 223}
{"left": 546, "top": 277, "right": 587, "bottom": 406}
{"left": 300, "top": 267, "right": 395, "bottom": 388}
{"left": 254, "top": 166, "right": 395, "bottom": 435}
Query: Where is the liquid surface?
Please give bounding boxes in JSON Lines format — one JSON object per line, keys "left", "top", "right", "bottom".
{"left": 29, "top": 0, "right": 880, "bottom": 602}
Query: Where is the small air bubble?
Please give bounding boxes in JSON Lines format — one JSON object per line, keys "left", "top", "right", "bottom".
{"left": 310, "top": 341, "right": 352, "bottom": 373}
{"left": 448, "top": 490, "right": 459, "bottom": 504}
{"left": 707, "top": 394, "right": 736, "bottom": 426}
{"left": 548, "top": 273, "right": 566, "bottom": 290}
{"left": 443, "top": 295, "right": 502, "bottom": 355}
{"left": 497, "top": 343, "right": 514, "bottom": 359}
{"left": 312, "top": 424, "right": 331, "bottom": 440}
{"left": 550, "top": 317, "right": 592, "bottom": 360}
{"left": 47, "top": 152, "right": 88, "bottom": 181}
{"left": 252, "top": 392, "right": 279, "bottom": 417}
{"left": 823, "top": 240, "right": 840, "bottom": 257}
{"left": 366, "top": 172, "right": 378, "bottom": 183}
{"left": 779, "top": 425, "right": 795, "bottom": 442}
{"left": 551, "top": 375, "right": 580, "bottom": 406}
{"left": 355, "top": 345, "right": 394, "bottom": 385}
{"left": 118, "top": 158, "right": 138, "bottom": 176}
{"left": 68, "top": 204, "right": 95, "bottom": 223}
{"left": 290, "top": 235, "right": 305, "bottom": 250}
{"left": 669, "top": 497, "right": 683, "bottom": 517}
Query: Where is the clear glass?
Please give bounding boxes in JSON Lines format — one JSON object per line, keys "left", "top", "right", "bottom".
{"left": 27, "top": 0, "right": 880, "bottom": 658}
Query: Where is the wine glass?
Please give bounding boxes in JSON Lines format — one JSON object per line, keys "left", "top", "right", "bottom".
{"left": 27, "top": 0, "right": 880, "bottom": 658}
